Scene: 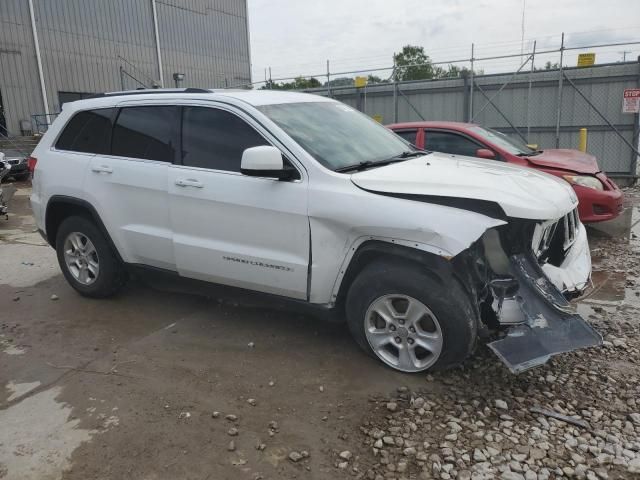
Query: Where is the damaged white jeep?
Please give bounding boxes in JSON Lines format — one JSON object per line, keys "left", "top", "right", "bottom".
{"left": 30, "top": 89, "right": 601, "bottom": 373}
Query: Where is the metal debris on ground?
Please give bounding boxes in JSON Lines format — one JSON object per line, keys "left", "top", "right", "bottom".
{"left": 529, "top": 406, "right": 590, "bottom": 429}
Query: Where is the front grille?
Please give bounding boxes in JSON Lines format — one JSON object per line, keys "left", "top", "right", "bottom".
{"left": 561, "top": 208, "right": 580, "bottom": 250}
{"left": 533, "top": 208, "right": 580, "bottom": 259}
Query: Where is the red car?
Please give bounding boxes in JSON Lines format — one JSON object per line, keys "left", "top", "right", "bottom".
{"left": 387, "top": 121, "right": 623, "bottom": 223}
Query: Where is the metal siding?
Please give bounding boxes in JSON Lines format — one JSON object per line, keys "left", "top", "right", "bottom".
{"left": 0, "top": 0, "right": 43, "bottom": 135}
{"left": 315, "top": 62, "right": 638, "bottom": 174}
{"left": 0, "top": 0, "right": 249, "bottom": 133}
{"left": 157, "top": 0, "right": 250, "bottom": 88}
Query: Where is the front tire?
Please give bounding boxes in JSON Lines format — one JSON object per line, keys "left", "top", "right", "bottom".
{"left": 345, "top": 260, "right": 477, "bottom": 373}
{"left": 55, "top": 216, "right": 127, "bottom": 297}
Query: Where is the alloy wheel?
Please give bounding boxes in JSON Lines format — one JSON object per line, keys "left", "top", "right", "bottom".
{"left": 63, "top": 232, "right": 100, "bottom": 285}
{"left": 364, "top": 294, "right": 443, "bottom": 372}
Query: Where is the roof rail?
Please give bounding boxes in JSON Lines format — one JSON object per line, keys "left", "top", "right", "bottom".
{"left": 87, "top": 88, "right": 211, "bottom": 99}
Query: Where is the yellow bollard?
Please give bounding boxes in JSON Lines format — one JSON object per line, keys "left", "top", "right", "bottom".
{"left": 578, "top": 128, "right": 588, "bottom": 152}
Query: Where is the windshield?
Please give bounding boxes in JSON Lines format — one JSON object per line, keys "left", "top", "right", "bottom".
{"left": 469, "top": 126, "right": 537, "bottom": 156}
{"left": 257, "top": 101, "right": 411, "bottom": 170}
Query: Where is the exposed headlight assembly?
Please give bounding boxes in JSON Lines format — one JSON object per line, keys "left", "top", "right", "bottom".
{"left": 562, "top": 175, "right": 603, "bottom": 191}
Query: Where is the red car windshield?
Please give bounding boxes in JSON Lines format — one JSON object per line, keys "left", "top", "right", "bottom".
{"left": 469, "top": 126, "right": 538, "bottom": 156}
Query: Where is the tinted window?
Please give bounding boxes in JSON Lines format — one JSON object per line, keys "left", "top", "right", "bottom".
{"left": 111, "top": 106, "right": 179, "bottom": 162}
{"left": 181, "top": 107, "right": 268, "bottom": 171}
{"left": 425, "top": 131, "right": 480, "bottom": 157}
{"left": 394, "top": 129, "right": 417, "bottom": 144}
{"left": 55, "top": 108, "right": 114, "bottom": 154}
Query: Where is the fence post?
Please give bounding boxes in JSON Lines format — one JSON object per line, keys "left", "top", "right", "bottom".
{"left": 326, "top": 60, "right": 331, "bottom": 98}
{"left": 527, "top": 40, "right": 536, "bottom": 142}
{"left": 633, "top": 56, "right": 640, "bottom": 177}
{"left": 462, "top": 71, "right": 470, "bottom": 122}
{"left": 554, "top": 33, "right": 565, "bottom": 148}
{"left": 393, "top": 58, "right": 398, "bottom": 123}
{"left": 268, "top": 67, "right": 272, "bottom": 89}
{"left": 469, "top": 43, "right": 475, "bottom": 120}
{"left": 578, "top": 128, "right": 588, "bottom": 152}
{"left": 355, "top": 86, "right": 363, "bottom": 113}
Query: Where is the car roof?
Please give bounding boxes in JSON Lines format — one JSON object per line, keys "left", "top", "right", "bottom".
{"left": 386, "top": 121, "right": 480, "bottom": 131}
{"left": 61, "top": 88, "right": 334, "bottom": 111}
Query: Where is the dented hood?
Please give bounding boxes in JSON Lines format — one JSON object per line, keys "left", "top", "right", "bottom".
{"left": 351, "top": 153, "right": 578, "bottom": 220}
{"left": 526, "top": 149, "right": 599, "bottom": 174}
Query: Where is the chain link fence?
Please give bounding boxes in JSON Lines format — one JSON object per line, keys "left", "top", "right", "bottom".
{"left": 263, "top": 39, "right": 640, "bottom": 178}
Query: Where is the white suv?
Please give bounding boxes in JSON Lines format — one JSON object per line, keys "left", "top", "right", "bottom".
{"left": 30, "top": 89, "right": 601, "bottom": 373}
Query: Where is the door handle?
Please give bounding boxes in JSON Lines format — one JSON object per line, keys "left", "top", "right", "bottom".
{"left": 91, "top": 165, "right": 113, "bottom": 174}
{"left": 175, "top": 178, "right": 204, "bottom": 188}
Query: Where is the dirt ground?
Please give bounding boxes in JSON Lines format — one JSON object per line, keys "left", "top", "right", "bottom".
{"left": 1, "top": 180, "right": 639, "bottom": 480}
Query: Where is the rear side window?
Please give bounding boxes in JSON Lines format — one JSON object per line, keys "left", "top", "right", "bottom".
{"left": 55, "top": 108, "right": 114, "bottom": 154}
{"left": 181, "top": 106, "right": 269, "bottom": 171}
{"left": 425, "top": 130, "right": 480, "bottom": 157}
{"left": 111, "top": 106, "right": 179, "bottom": 162}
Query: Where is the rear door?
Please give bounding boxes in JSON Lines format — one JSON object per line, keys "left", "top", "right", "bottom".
{"left": 168, "top": 104, "right": 310, "bottom": 299}
{"left": 83, "top": 104, "right": 178, "bottom": 270}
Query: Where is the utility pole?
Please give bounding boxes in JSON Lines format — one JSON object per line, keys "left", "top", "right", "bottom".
{"left": 326, "top": 60, "right": 331, "bottom": 98}
{"left": 554, "top": 33, "right": 565, "bottom": 148}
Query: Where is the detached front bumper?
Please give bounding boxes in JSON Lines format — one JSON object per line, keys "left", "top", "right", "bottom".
{"left": 486, "top": 222, "right": 601, "bottom": 373}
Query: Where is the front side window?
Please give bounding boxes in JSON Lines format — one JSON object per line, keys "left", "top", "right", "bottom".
{"left": 55, "top": 108, "right": 115, "bottom": 154}
{"left": 425, "top": 131, "right": 481, "bottom": 157}
{"left": 394, "top": 129, "right": 417, "bottom": 144}
{"left": 111, "top": 106, "right": 179, "bottom": 162}
{"left": 181, "top": 107, "right": 269, "bottom": 172}
{"left": 468, "top": 126, "right": 536, "bottom": 156}
{"left": 257, "top": 102, "right": 410, "bottom": 170}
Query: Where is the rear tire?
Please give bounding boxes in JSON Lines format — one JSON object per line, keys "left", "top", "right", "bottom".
{"left": 55, "top": 216, "right": 127, "bottom": 298}
{"left": 345, "top": 259, "right": 477, "bottom": 373}
{"left": 14, "top": 173, "right": 30, "bottom": 181}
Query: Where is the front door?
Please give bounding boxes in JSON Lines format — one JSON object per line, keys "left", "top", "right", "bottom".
{"left": 168, "top": 105, "right": 310, "bottom": 300}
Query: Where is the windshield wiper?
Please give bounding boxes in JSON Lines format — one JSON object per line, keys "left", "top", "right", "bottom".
{"left": 517, "top": 150, "right": 543, "bottom": 157}
{"left": 395, "top": 149, "right": 429, "bottom": 159}
{"left": 335, "top": 150, "right": 428, "bottom": 173}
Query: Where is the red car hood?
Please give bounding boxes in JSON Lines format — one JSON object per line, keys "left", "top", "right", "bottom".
{"left": 525, "top": 149, "right": 599, "bottom": 175}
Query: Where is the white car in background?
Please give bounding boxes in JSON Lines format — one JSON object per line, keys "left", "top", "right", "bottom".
{"left": 29, "top": 89, "right": 600, "bottom": 373}
{"left": 0, "top": 150, "right": 30, "bottom": 181}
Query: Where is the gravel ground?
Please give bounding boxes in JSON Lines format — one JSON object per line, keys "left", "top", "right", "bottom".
{"left": 1, "top": 183, "right": 639, "bottom": 480}
{"left": 342, "top": 187, "right": 640, "bottom": 480}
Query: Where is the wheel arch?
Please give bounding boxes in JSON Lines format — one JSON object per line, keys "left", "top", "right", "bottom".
{"left": 45, "top": 195, "right": 123, "bottom": 262}
{"left": 333, "top": 239, "right": 455, "bottom": 308}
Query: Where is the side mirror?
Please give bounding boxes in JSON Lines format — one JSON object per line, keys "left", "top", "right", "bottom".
{"left": 476, "top": 148, "right": 496, "bottom": 159}
{"left": 240, "top": 146, "right": 294, "bottom": 180}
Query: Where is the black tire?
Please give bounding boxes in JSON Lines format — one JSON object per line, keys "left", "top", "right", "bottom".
{"left": 14, "top": 173, "right": 30, "bottom": 181}
{"left": 345, "top": 259, "right": 477, "bottom": 373}
{"left": 55, "top": 215, "right": 127, "bottom": 298}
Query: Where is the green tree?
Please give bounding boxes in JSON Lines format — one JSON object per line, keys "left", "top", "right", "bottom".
{"left": 439, "top": 64, "right": 464, "bottom": 78}
{"left": 261, "top": 76, "right": 322, "bottom": 90}
{"left": 367, "top": 74, "right": 383, "bottom": 84}
{"left": 393, "top": 45, "right": 440, "bottom": 81}
{"left": 534, "top": 61, "right": 559, "bottom": 71}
